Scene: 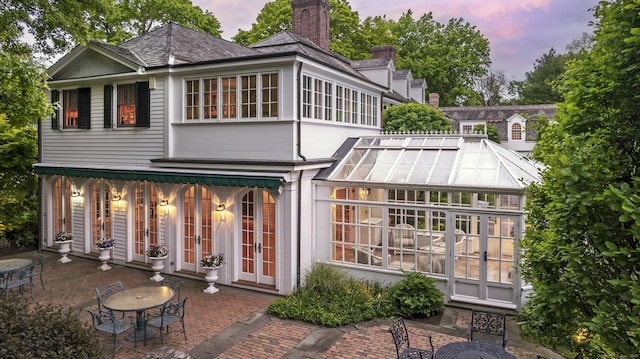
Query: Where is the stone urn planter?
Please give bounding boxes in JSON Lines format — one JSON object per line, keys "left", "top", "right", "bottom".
{"left": 97, "top": 248, "right": 112, "bottom": 271}
{"left": 149, "top": 256, "right": 167, "bottom": 282}
{"left": 203, "top": 266, "right": 222, "bottom": 294}
{"left": 57, "top": 240, "right": 73, "bottom": 263}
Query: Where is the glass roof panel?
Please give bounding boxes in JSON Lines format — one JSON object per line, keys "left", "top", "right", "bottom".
{"left": 347, "top": 150, "right": 378, "bottom": 181}
{"left": 387, "top": 150, "right": 419, "bottom": 182}
{"left": 368, "top": 150, "right": 402, "bottom": 182}
{"left": 407, "top": 150, "right": 436, "bottom": 183}
{"left": 406, "top": 138, "right": 426, "bottom": 147}
{"left": 378, "top": 137, "right": 406, "bottom": 147}
{"left": 331, "top": 149, "right": 367, "bottom": 179}
{"left": 429, "top": 150, "right": 457, "bottom": 184}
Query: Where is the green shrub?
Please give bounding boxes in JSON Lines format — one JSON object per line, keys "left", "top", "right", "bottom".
{"left": 0, "top": 294, "right": 103, "bottom": 358}
{"left": 385, "top": 271, "right": 444, "bottom": 318}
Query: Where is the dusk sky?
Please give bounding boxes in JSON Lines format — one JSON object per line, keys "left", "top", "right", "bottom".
{"left": 193, "top": 0, "right": 599, "bottom": 81}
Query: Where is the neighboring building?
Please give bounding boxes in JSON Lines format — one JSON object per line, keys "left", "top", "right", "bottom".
{"left": 36, "top": 0, "right": 540, "bottom": 310}
{"left": 440, "top": 104, "right": 557, "bottom": 155}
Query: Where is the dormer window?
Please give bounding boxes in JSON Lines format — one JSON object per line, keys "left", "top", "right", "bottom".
{"left": 511, "top": 123, "right": 523, "bottom": 141}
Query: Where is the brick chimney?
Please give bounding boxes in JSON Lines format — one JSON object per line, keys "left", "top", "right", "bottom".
{"left": 429, "top": 93, "right": 440, "bottom": 108}
{"left": 292, "top": 0, "right": 330, "bottom": 50}
{"left": 372, "top": 45, "right": 396, "bottom": 67}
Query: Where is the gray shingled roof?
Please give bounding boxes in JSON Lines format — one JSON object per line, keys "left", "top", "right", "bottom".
{"left": 439, "top": 104, "right": 557, "bottom": 121}
{"left": 411, "top": 79, "right": 426, "bottom": 88}
{"left": 117, "top": 22, "right": 260, "bottom": 68}
{"left": 250, "top": 31, "right": 368, "bottom": 81}
{"left": 90, "top": 41, "right": 147, "bottom": 66}
{"left": 351, "top": 58, "right": 390, "bottom": 69}
{"left": 393, "top": 69, "right": 411, "bottom": 80}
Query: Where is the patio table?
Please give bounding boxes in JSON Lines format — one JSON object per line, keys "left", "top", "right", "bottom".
{"left": 0, "top": 258, "right": 32, "bottom": 274}
{"left": 102, "top": 285, "right": 174, "bottom": 341}
{"left": 436, "top": 341, "right": 516, "bottom": 359}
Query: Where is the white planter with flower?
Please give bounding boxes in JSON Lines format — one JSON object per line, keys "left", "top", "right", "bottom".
{"left": 201, "top": 253, "right": 224, "bottom": 294}
{"left": 55, "top": 232, "right": 73, "bottom": 263}
{"left": 147, "top": 244, "right": 169, "bottom": 282}
{"left": 95, "top": 238, "right": 115, "bottom": 271}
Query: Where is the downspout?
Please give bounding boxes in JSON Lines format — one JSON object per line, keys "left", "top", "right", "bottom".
{"left": 296, "top": 62, "right": 306, "bottom": 288}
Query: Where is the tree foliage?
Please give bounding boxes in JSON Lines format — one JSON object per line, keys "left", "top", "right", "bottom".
{"left": 393, "top": 12, "right": 490, "bottom": 106}
{"left": 473, "top": 69, "right": 509, "bottom": 106}
{"left": 520, "top": 0, "right": 640, "bottom": 355}
{"left": 382, "top": 104, "right": 452, "bottom": 132}
{"left": 87, "top": 0, "right": 222, "bottom": 45}
{"left": 510, "top": 48, "right": 568, "bottom": 104}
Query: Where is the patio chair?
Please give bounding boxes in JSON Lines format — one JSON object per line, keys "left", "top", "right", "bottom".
{"left": 355, "top": 247, "right": 388, "bottom": 266}
{"left": 95, "top": 281, "right": 126, "bottom": 316}
{"left": 146, "top": 297, "right": 188, "bottom": 345}
{"left": 159, "top": 278, "right": 183, "bottom": 303}
{"left": 87, "top": 310, "right": 135, "bottom": 359}
{"left": 390, "top": 224, "right": 416, "bottom": 249}
{"left": 29, "top": 252, "right": 47, "bottom": 290}
{"left": 467, "top": 309, "right": 507, "bottom": 348}
{"left": 389, "top": 317, "right": 434, "bottom": 359}
{"left": 2, "top": 265, "right": 34, "bottom": 299}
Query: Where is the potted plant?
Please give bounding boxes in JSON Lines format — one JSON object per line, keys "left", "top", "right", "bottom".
{"left": 146, "top": 244, "right": 169, "bottom": 282}
{"left": 55, "top": 232, "right": 73, "bottom": 263}
{"left": 201, "top": 253, "right": 224, "bottom": 294}
{"left": 95, "top": 238, "right": 115, "bottom": 271}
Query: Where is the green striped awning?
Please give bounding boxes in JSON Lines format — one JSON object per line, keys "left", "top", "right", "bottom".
{"left": 34, "top": 166, "right": 283, "bottom": 189}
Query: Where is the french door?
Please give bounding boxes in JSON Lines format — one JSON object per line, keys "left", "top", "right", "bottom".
{"left": 90, "top": 181, "right": 112, "bottom": 254}
{"left": 182, "top": 185, "right": 213, "bottom": 273}
{"left": 132, "top": 182, "right": 159, "bottom": 262}
{"left": 451, "top": 213, "right": 517, "bottom": 307}
{"left": 52, "top": 177, "right": 72, "bottom": 240}
{"left": 239, "top": 190, "right": 276, "bottom": 286}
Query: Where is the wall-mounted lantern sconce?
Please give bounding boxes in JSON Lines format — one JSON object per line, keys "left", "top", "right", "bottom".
{"left": 71, "top": 190, "right": 80, "bottom": 197}
{"left": 216, "top": 203, "right": 226, "bottom": 212}
{"left": 159, "top": 199, "right": 169, "bottom": 206}
{"left": 112, "top": 194, "right": 122, "bottom": 201}
{"left": 360, "top": 188, "right": 370, "bottom": 199}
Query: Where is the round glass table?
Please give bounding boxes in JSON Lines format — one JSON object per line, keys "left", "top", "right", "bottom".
{"left": 436, "top": 342, "right": 516, "bottom": 359}
{"left": 0, "top": 258, "right": 32, "bottom": 273}
{"left": 102, "top": 285, "right": 175, "bottom": 341}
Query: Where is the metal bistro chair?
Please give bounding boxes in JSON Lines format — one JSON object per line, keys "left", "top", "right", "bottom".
{"left": 95, "top": 281, "right": 126, "bottom": 317}
{"left": 389, "top": 317, "right": 434, "bottom": 359}
{"left": 87, "top": 310, "right": 135, "bottom": 359}
{"left": 159, "top": 278, "right": 183, "bottom": 303}
{"left": 146, "top": 297, "right": 188, "bottom": 345}
{"left": 29, "top": 252, "right": 47, "bottom": 290}
{"left": 2, "top": 265, "right": 34, "bottom": 299}
{"left": 467, "top": 309, "right": 507, "bottom": 348}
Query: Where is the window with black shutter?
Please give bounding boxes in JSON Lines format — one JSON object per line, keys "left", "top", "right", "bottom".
{"left": 78, "top": 87, "right": 91, "bottom": 129}
{"left": 113, "top": 81, "right": 150, "bottom": 128}
{"left": 104, "top": 84, "right": 112, "bottom": 128}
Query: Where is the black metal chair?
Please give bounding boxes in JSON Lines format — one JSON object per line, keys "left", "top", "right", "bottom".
{"left": 467, "top": 309, "right": 507, "bottom": 348}
{"left": 95, "top": 281, "right": 125, "bottom": 317}
{"left": 159, "top": 278, "right": 183, "bottom": 303}
{"left": 146, "top": 297, "right": 188, "bottom": 345}
{"left": 29, "top": 252, "right": 47, "bottom": 290}
{"left": 87, "top": 310, "right": 135, "bottom": 359}
{"left": 389, "top": 317, "right": 434, "bottom": 359}
{"left": 2, "top": 265, "right": 34, "bottom": 299}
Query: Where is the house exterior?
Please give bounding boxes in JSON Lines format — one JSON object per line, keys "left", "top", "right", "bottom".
{"left": 439, "top": 104, "right": 557, "bottom": 155}
{"left": 36, "top": 0, "right": 540, "bottom": 310}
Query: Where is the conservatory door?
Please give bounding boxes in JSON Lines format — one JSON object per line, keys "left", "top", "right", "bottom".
{"left": 239, "top": 190, "right": 276, "bottom": 286}
{"left": 52, "top": 177, "right": 73, "bottom": 241}
{"left": 451, "top": 214, "right": 517, "bottom": 308}
{"left": 182, "top": 185, "right": 213, "bottom": 273}
{"left": 90, "top": 181, "right": 113, "bottom": 255}
{"left": 132, "top": 183, "right": 159, "bottom": 263}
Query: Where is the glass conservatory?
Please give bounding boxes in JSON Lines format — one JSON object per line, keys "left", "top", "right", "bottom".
{"left": 314, "top": 134, "right": 541, "bottom": 309}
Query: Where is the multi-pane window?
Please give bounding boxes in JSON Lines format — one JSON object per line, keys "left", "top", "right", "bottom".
{"left": 186, "top": 80, "right": 199, "bottom": 121}
{"left": 221, "top": 76, "right": 237, "bottom": 119}
{"left": 63, "top": 90, "right": 78, "bottom": 128}
{"left": 351, "top": 89, "right": 358, "bottom": 123}
{"left": 336, "top": 85, "right": 344, "bottom": 122}
{"left": 511, "top": 123, "right": 522, "bottom": 140}
{"left": 371, "top": 96, "right": 378, "bottom": 126}
{"left": 203, "top": 78, "right": 218, "bottom": 119}
{"left": 117, "top": 84, "right": 137, "bottom": 126}
{"left": 241, "top": 75, "right": 257, "bottom": 118}
{"left": 324, "top": 82, "right": 332, "bottom": 121}
{"left": 302, "top": 75, "right": 312, "bottom": 118}
{"left": 344, "top": 88, "right": 352, "bottom": 122}
{"left": 360, "top": 93, "right": 366, "bottom": 125}
{"left": 313, "top": 78, "right": 323, "bottom": 119}
{"left": 261, "top": 73, "right": 278, "bottom": 117}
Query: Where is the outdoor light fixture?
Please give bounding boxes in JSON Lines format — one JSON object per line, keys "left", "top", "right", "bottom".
{"left": 112, "top": 194, "right": 122, "bottom": 201}
{"left": 216, "top": 203, "right": 226, "bottom": 211}
{"left": 160, "top": 199, "right": 169, "bottom": 206}
{"left": 71, "top": 190, "right": 80, "bottom": 197}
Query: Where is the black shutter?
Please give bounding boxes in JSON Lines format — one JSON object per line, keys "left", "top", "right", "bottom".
{"left": 136, "top": 81, "right": 150, "bottom": 128}
{"left": 104, "top": 84, "right": 112, "bottom": 128}
{"left": 77, "top": 87, "right": 91, "bottom": 129}
{"left": 51, "top": 90, "right": 59, "bottom": 129}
